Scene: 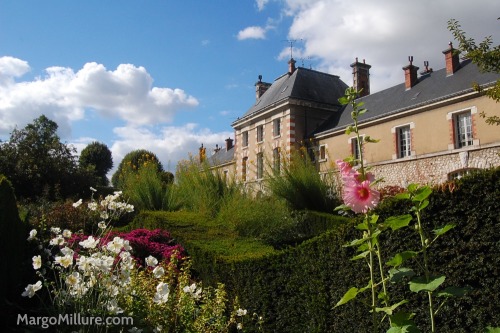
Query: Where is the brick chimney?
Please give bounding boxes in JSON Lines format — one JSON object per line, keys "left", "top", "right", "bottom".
{"left": 199, "top": 144, "right": 206, "bottom": 162}
{"left": 402, "top": 56, "right": 419, "bottom": 90}
{"left": 255, "top": 75, "right": 271, "bottom": 100}
{"left": 350, "top": 57, "right": 371, "bottom": 97}
{"left": 442, "top": 42, "right": 461, "bottom": 76}
{"left": 225, "top": 137, "right": 233, "bottom": 151}
{"left": 288, "top": 58, "right": 296, "bottom": 74}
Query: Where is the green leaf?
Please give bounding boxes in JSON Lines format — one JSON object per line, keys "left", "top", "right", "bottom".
{"left": 345, "top": 126, "right": 353, "bottom": 135}
{"left": 364, "top": 135, "right": 380, "bottom": 143}
{"left": 376, "top": 300, "right": 408, "bottom": 315}
{"left": 338, "top": 96, "right": 349, "bottom": 105}
{"left": 387, "top": 251, "right": 418, "bottom": 267}
{"left": 383, "top": 214, "right": 413, "bottom": 231}
{"left": 419, "top": 199, "right": 429, "bottom": 210}
{"left": 407, "top": 183, "right": 419, "bottom": 193}
{"left": 389, "top": 267, "right": 415, "bottom": 283}
{"left": 395, "top": 192, "right": 410, "bottom": 200}
{"left": 343, "top": 237, "right": 367, "bottom": 248}
{"left": 335, "top": 287, "right": 360, "bottom": 307}
{"left": 357, "top": 108, "right": 368, "bottom": 116}
{"left": 334, "top": 204, "right": 351, "bottom": 212}
{"left": 355, "top": 222, "right": 369, "bottom": 230}
{"left": 433, "top": 224, "right": 456, "bottom": 236}
{"left": 437, "top": 286, "right": 471, "bottom": 298}
{"left": 351, "top": 250, "right": 370, "bottom": 261}
{"left": 485, "top": 327, "right": 500, "bottom": 333}
{"left": 409, "top": 275, "right": 446, "bottom": 293}
{"left": 412, "top": 186, "right": 432, "bottom": 202}
{"left": 390, "top": 311, "right": 418, "bottom": 328}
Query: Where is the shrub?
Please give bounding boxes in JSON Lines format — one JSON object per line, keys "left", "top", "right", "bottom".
{"left": 266, "top": 149, "right": 340, "bottom": 212}
{"left": 112, "top": 149, "right": 163, "bottom": 189}
{"left": 175, "top": 157, "right": 239, "bottom": 218}
{"left": 122, "top": 162, "right": 180, "bottom": 211}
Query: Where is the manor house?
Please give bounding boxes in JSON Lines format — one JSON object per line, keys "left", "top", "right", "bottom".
{"left": 202, "top": 43, "right": 500, "bottom": 193}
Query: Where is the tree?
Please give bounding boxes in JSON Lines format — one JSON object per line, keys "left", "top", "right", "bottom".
{"left": 0, "top": 115, "right": 84, "bottom": 200}
{"left": 448, "top": 18, "right": 500, "bottom": 125}
{"left": 79, "top": 141, "right": 113, "bottom": 186}
{"left": 111, "top": 149, "right": 164, "bottom": 188}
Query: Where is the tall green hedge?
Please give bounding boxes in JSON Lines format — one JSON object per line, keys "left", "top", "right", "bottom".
{"left": 131, "top": 168, "right": 500, "bottom": 332}
{"left": 193, "top": 168, "right": 500, "bottom": 332}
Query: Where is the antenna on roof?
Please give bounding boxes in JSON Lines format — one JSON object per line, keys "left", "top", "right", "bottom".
{"left": 283, "top": 39, "right": 302, "bottom": 59}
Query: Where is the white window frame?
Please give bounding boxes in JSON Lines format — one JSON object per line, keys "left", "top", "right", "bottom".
{"left": 273, "top": 118, "right": 281, "bottom": 138}
{"left": 447, "top": 107, "right": 479, "bottom": 150}
{"left": 242, "top": 131, "right": 249, "bottom": 148}
{"left": 257, "top": 125, "right": 264, "bottom": 143}
{"left": 318, "top": 144, "right": 327, "bottom": 162}
{"left": 391, "top": 123, "right": 415, "bottom": 159}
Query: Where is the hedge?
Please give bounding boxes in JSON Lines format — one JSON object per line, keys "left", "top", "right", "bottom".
{"left": 130, "top": 167, "right": 500, "bottom": 332}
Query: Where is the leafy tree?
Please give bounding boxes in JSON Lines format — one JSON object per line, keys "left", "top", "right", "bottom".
{"left": 79, "top": 141, "right": 113, "bottom": 186}
{"left": 111, "top": 149, "right": 164, "bottom": 188}
{"left": 0, "top": 115, "right": 86, "bottom": 200}
{"left": 448, "top": 18, "right": 500, "bottom": 125}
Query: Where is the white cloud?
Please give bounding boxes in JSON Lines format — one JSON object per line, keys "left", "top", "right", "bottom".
{"left": 237, "top": 26, "right": 267, "bottom": 40}
{"left": 109, "top": 123, "right": 233, "bottom": 174}
{"left": 281, "top": 0, "right": 499, "bottom": 92}
{"left": 0, "top": 58, "right": 199, "bottom": 137}
{"left": 255, "top": 0, "right": 270, "bottom": 11}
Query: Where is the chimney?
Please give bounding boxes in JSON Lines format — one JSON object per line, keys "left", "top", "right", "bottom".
{"left": 225, "top": 137, "right": 233, "bottom": 151}
{"left": 350, "top": 57, "right": 372, "bottom": 97}
{"left": 442, "top": 42, "right": 461, "bottom": 76}
{"left": 199, "top": 144, "right": 206, "bottom": 162}
{"left": 419, "top": 61, "right": 433, "bottom": 76}
{"left": 288, "top": 58, "right": 296, "bottom": 74}
{"left": 402, "top": 56, "right": 419, "bottom": 90}
{"left": 213, "top": 144, "right": 221, "bottom": 155}
{"left": 255, "top": 75, "right": 271, "bottom": 100}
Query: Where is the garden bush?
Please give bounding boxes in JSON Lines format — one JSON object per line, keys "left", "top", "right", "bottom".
{"left": 162, "top": 167, "right": 500, "bottom": 332}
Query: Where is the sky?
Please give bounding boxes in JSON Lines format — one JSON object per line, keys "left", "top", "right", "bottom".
{"left": 1, "top": 0, "right": 498, "bottom": 176}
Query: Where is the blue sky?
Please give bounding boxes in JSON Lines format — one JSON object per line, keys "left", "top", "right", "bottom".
{"left": 1, "top": 0, "right": 498, "bottom": 174}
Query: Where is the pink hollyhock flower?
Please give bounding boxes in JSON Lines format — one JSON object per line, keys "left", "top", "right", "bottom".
{"left": 342, "top": 179, "right": 380, "bottom": 214}
{"left": 336, "top": 159, "right": 353, "bottom": 177}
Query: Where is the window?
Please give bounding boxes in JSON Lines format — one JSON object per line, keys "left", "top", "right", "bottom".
{"left": 256, "top": 153, "right": 264, "bottom": 179}
{"left": 241, "top": 157, "right": 248, "bottom": 182}
{"left": 242, "top": 131, "right": 249, "bottom": 147}
{"left": 397, "top": 125, "right": 412, "bottom": 158}
{"left": 273, "top": 148, "right": 280, "bottom": 174}
{"left": 307, "top": 147, "right": 316, "bottom": 162}
{"left": 319, "top": 145, "right": 327, "bottom": 161}
{"left": 257, "top": 125, "right": 264, "bottom": 142}
{"left": 273, "top": 118, "right": 281, "bottom": 137}
{"left": 351, "top": 137, "right": 362, "bottom": 161}
{"left": 223, "top": 170, "right": 228, "bottom": 181}
{"left": 455, "top": 112, "right": 473, "bottom": 148}
{"left": 448, "top": 168, "right": 479, "bottom": 180}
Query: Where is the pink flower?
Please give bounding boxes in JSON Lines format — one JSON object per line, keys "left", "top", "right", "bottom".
{"left": 342, "top": 179, "right": 380, "bottom": 214}
{"left": 336, "top": 159, "right": 353, "bottom": 177}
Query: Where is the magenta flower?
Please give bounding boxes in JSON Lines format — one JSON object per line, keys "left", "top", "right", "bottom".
{"left": 342, "top": 179, "right": 380, "bottom": 214}
{"left": 336, "top": 159, "right": 353, "bottom": 177}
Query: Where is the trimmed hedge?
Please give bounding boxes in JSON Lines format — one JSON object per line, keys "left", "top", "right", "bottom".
{"left": 130, "top": 168, "right": 500, "bottom": 332}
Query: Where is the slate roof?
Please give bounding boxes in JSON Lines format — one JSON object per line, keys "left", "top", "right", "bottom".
{"left": 206, "top": 146, "right": 235, "bottom": 167}
{"left": 233, "top": 66, "right": 349, "bottom": 125}
{"left": 315, "top": 59, "right": 500, "bottom": 136}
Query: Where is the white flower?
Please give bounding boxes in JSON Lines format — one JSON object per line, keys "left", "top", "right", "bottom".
{"left": 88, "top": 202, "right": 98, "bottom": 211}
{"left": 98, "top": 221, "right": 107, "bottom": 229}
{"left": 79, "top": 236, "right": 99, "bottom": 249}
{"left": 21, "top": 281, "right": 42, "bottom": 298}
{"left": 145, "top": 255, "right": 158, "bottom": 267}
{"left": 49, "top": 235, "right": 65, "bottom": 246}
{"left": 90, "top": 187, "right": 97, "bottom": 192}
{"left": 27, "top": 229, "right": 37, "bottom": 241}
{"left": 152, "top": 266, "right": 165, "bottom": 278}
{"left": 72, "top": 199, "right": 83, "bottom": 208}
{"left": 62, "top": 229, "right": 72, "bottom": 238}
{"left": 50, "top": 227, "right": 61, "bottom": 234}
{"left": 237, "top": 323, "right": 243, "bottom": 330}
{"left": 106, "top": 237, "right": 124, "bottom": 254}
{"left": 183, "top": 283, "right": 202, "bottom": 300}
{"left": 153, "top": 282, "right": 169, "bottom": 304}
{"left": 66, "top": 272, "right": 81, "bottom": 286}
{"left": 32, "top": 255, "right": 42, "bottom": 270}
{"left": 107, "top": 299, "right": 124, "bottom": 314}
{"left": 55, "top": 255, "right": 73, "bottom": 268}
{"left": 100, "top": 211, "right": 109, "bottom": 220}
{"left": 236, "top": 308, "right": 247, "bottom": 317}
{"left": 77, "top": 255, "right": 91, "bottom": 273}
{"left": 60, "top": 246, "right": 74, "bottom": 257}
{"left": 153, "top": 326, "right": 163, "bottom": 333}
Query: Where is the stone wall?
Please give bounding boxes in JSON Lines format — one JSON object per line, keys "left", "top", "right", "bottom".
{"left": 370, "top": 145, "right": 500, "bottom": 187}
